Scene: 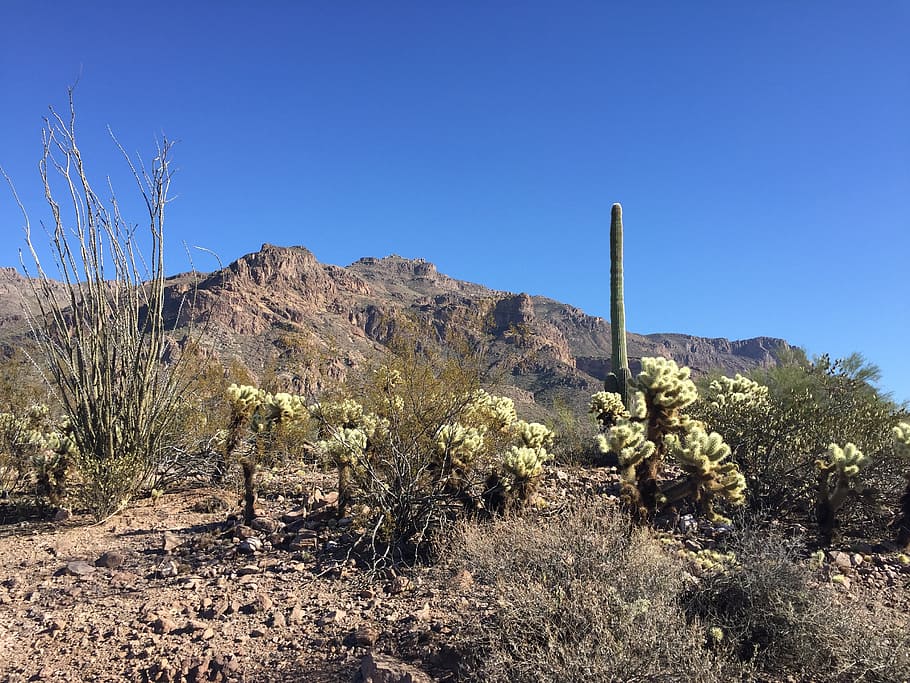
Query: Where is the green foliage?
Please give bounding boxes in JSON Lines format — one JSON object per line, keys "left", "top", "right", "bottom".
{"left": 894, "top": 422, "right": 910, "bottom": 458}
{"left": 891, "top": 422, "right": 910, "bottom": 547}
{"left": 0, "top": 403, "right": 62, "bottom": 500}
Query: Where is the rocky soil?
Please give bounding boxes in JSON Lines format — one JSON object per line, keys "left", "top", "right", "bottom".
{"left": 0, "top": 467, "right": 907, "bottom": 683}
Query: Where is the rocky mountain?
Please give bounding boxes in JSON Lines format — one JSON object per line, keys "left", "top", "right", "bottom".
{"left": 1, "top": 245, "right": 790, "bottom": 413}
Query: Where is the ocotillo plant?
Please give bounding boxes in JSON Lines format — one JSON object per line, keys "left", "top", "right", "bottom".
{"left": 605, "top": 203, "right": 633, "bottom": 408}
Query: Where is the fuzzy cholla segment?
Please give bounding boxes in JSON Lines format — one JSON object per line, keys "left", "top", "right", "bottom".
{"left": 636, "top": 357, "right": 698, "bottom": 410}
{"left": 511, "top": 420, "right": 555, "bottom": 450}
{"left": 500, "top": 445, "right": 552, "bottom": 486}
{"left": 227, "top": 384, "right": 265, "bottom": 417}
{"left": 666, "top": 425, "right": 746, "bottom": 516}
{"left": 707, "top": 374, "right": 770, "bottom": 411}
{"left": 589, "top": 391, "right": 629, "bottom": 429}
{"left": 821, "top": 442, "right": 868, "bottom": 478}
{"left": 601, "top": 420, "right": 655, "bottom": 472}
{"left": 894, "top": 422, "right": 910, "bottom": 458}
{"left": 436, "top": 423, "right": 486, "bottom": 468}
{"left": 465, "top": 390, "right": 517, "bottom": 431}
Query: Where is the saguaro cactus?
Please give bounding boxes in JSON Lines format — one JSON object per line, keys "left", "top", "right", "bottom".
{"left": 605, "top": 203, "right": 633, "bottom": 408}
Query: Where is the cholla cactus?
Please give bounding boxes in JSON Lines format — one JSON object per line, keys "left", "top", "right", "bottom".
{"left": 600, "top": 419, "right": 657, "bottom": 518}
{"left": 891, "top": 422, "right": 910, "bottom": 547}
{"left": 637, "top": 357, "right": 698, "bottom": 417}
{"left": 593, "top": 357, "right": 748, "bottom": 524}
{"left": 0, "top": 405, "right": 67, "bottom": 501}
{"left": 488, "top": 443, "right": 553, "bottom": 511}
{"left": 602, "top": 420, "right": 656, "bottom": 475}
{"left": 481, "top": 419, "right": 556, "bottom": 513}
{"left": 589, "top": 391, "right": 629, "bottom": 431}
{"left": 464, "top": 390, "right": 517, "bottom": 432}
{"left": 435, "top": 422, "right": 486, "bottom": 471}
{"left": 814, "top": 442, "right": 868, "bottom": 544}
{"left": 253, "top": 392, "right": 308, "bottom": 432}
{"left": 511, "top": 420, "right": 555, "bottom": 450}
{"left": 894, "top": 422, "right": 910, "bottom": 458}
{"left": 227, "top": 383, "right": 265, "bottom": 418}
{"left": 225, "top": 383, "right": 312, "bottom": 524}
{"left": 665, "top": 426, "right": 745, "bottom": 523}
{"left": 501, "top": 445, "right": 551, "bottom": 483}
{"left": 313, "top": 397, "right": 393, "bottom": 515}
{"left": 706, "top": 374, "right": 770, "bottom": 411}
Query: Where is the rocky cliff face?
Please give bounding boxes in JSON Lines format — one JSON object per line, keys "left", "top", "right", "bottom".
{"left": 0, "top": 245, "right": 791, "bottom": 411}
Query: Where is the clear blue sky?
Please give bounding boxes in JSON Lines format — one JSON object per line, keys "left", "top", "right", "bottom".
{"left": 1, "top": 2, "right": 907, "bottom": 403}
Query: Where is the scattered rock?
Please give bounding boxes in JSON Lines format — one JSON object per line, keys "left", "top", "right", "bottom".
{"left": 318, "top": 608, "right": 347, "bottom": 627}
{"left": 359, "top": 652, "right": 432, "bottom": 683}
{"left": 251, "top": 517, "right": 279, "bottom": 534}
{"left": 344, "top": 624, "right": 379, "bottom": 647}
{"left": 95, "top": 550, "right": 125, "bottom": 569}
{"left": 243, "top": 593, "right": 273, "bottom": 614}
{"left": 829, "top": 551, "right": 853, "bottom": 574}
{"left": 152, "top": 616, "right": 178, "bottom": 634}
{"left": 161, "top": 532, "right": 182, "bottom": 553}
{"left": 232, "top": 525, "right": 256, "bottom": 540}
{"left": 64, "top": 560, "right": 96, "bottom": 577}
{"left": 238, "top": 537, "right": 263, "bottom": 555}
{"left": 156, "top": 559, "right": 180, "bottom": 578}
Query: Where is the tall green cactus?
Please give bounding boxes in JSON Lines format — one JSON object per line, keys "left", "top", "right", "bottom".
{"left": 606, "top": 203, "right": 633, "bottom": 408}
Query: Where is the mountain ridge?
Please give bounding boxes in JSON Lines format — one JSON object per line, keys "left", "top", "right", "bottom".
{"left": 1, "top": 244, "right": 790, "bottom": 413}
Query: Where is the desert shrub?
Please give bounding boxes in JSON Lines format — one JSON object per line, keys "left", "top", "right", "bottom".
{"left": 149, "top": 350, "right": 236, "bottom": 491}
{"left": 312, "top": 330, "right": 554, "bottom": 564}
{"left": 692, "top": 353, "right": 904, "bottom": 539}
{"left": 545, "top": 397, "right": 600, "bottom": 466}
{"left": 450, "top": 504, "right": 724, "bottom": 682}
{"left": 684, "top": 529, "right": 910, "bottom": 682}
{"left": 11, "top": 92, "right": 204, "bottom": 518}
